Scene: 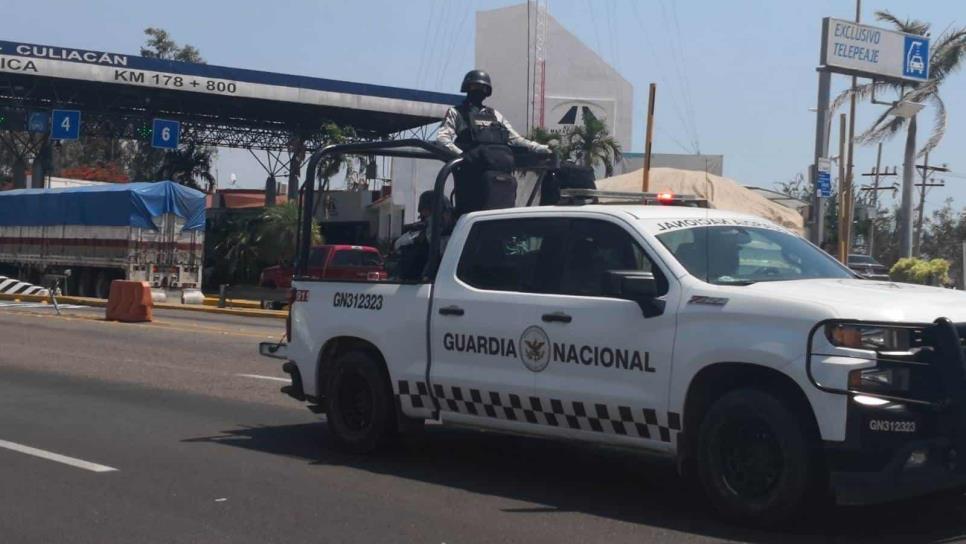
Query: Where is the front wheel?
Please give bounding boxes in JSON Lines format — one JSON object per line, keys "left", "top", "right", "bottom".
{"left": 325, "top": 351, "right": 396, "bottom": 453}
{"left": 696, "top": 388, "right": 816, "bottom": 526}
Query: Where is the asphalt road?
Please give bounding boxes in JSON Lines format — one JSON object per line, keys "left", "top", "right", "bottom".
{"left": 3, "top": 302, "right": 966, "bottom": 543}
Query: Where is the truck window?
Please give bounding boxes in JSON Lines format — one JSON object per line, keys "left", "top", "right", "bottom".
{"left": 457, "top": 218, "right": 567, "bottom": 293}
{"left": 656, "top": 226, "right": 853, "bottom": 285}
{"left": 329, "top": 249, "right": 383, "bottom": 267}
{"left": 559, "top": 219, "right": 665, "bottom": 297}
{"left": 329, "top": 249, "right": 358, "bottom": 267}
{"left": 308, "top": 247, "right": 329, "bottom": 268}
{"left": 359, "top": 251, "right": 383, "bottom": 267}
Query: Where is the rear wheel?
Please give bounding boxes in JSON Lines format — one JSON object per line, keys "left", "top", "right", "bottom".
{"left": 325, "top": 351, "right": 396, "bottom": 453}
{"left": 696, "top": 388, "right": 815, "bottom": 526}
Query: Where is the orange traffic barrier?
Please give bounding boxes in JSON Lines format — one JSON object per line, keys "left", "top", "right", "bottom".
{"left": 105, "top": 280, "right": 153, "bottom": 323}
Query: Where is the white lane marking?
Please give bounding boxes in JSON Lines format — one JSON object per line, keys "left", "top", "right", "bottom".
{"left": 0, "top": 438, "right": 118, "bottom": 473}
{"left": 0, "top": 302, "right": 86, "bottom": 309}
{"left": 236, "top": 373, "right": 289, "bottom": 383}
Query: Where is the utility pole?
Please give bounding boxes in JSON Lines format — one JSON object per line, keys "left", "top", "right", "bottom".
{"left": 811, "top": 71, "right": 832, "bottom": 246}
{"left": 842, "top": 0, "right": 861, "bottom": 263}
{"left": 642, "top": 83, "right": 656, "bottom": 192}
{"left": 837, "top": 113, "right": 848, "bottom": 263}
{"left": 860, "top": 146, "right": 898, "bottom": 257}
{"left": 912, "top": 156, "right": 951, "bottom": 256}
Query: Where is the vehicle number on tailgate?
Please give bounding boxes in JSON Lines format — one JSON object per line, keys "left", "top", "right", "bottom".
{"left": 333, "top": 292, "right": 383, "bottom": 311}
{"left": 869, "top": 420, "right": 916, "bottom": 433}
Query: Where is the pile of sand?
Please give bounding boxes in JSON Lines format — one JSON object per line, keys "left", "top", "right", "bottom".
{"left": 597, "top": 167, "right": 805, "bottom": 233}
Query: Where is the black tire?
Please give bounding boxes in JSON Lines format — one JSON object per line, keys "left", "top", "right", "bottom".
{"left": 696, "top": 388, "right": 815, "bottom": 526}
{"left": 325, "top": 351, "right": 396, "bottom": 453}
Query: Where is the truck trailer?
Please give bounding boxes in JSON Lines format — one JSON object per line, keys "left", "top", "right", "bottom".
{"left": 0, "top": 181, "right": 205, "bottom": 299}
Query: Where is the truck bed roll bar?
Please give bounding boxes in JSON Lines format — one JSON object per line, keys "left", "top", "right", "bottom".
{"left": 296, "top": 139, "right": 458, "bottom": 276}
{"left": 296, "top": 139, "right": 556, "bottom": 278}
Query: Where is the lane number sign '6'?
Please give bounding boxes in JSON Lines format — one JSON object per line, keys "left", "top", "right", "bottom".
{"left": 151, "top": 118, "right": 181, "bottom": 150}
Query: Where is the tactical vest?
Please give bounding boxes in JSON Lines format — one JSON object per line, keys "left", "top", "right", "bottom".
{"left": 454, "top": 104, "right": 510, "bottom": 149}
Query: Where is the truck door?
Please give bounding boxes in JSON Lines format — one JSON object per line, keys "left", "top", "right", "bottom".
{"left": 531, "top": 217, "right": 680, "bottom": 451}
{"left": 429, "top": 217, "right": 568, "bottom": 430}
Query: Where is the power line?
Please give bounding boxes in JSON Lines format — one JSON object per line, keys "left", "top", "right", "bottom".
{"left": 585, "top": 0, "right": 603, "bottom": 62}
{"left": 668, "top": 0, "right": 700, "bottom": 153}
{"left": 657, "top": 0, "right": 700, "bottom": 153}
{"left": 414, "top": 0, "right": 441, "bottom": 88}
{"left": 435, "top": 1, "right": 472, "bottom": 89}
{"left": 628, "top": 0, "right": 695, "bottom": 154}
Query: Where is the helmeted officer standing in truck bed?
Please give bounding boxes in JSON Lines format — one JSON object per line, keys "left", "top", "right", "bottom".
{"left": 437, "top": 69, "right": 550, "bottom": 218}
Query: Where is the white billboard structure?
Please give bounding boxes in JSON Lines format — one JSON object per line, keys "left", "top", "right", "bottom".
{"left": 389, "top": 3, "right": 634, "bottom": 232}
{"left": 476, "top": 3, "right": 633, "bottom": 151}
{"left": 821, "top": 18, "right": 930, "bottom": 82}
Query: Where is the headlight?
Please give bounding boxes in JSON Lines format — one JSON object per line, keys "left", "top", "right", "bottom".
{"left": 849, "top": 367, "right": 911, "bottom": 393}
{"left": 825, "top": 323, "right": 912, "bottom": 351}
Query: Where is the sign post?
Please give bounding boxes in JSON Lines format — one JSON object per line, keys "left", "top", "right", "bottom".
{"left": 50, "top": 110, "right": 80, "bottom": 140}
{"left": 151, "top": 118, "right": 180, "bottom": 150}
{"left": 816, "top": 158, "right": 832, "bottom": 198}
{"left": 812, "top": 16, "right": 930, "bottom": 247}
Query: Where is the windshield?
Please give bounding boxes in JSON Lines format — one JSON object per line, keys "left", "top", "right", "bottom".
{"left": 656, "top": 226, "right": 854, "bottom": 285}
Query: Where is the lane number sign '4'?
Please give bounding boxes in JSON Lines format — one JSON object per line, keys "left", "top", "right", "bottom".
{"left": 50, "top": 110, "right": 80, "bottom": 140}
{"left": 151, "top": 118, "right": 181, "bottom": 150}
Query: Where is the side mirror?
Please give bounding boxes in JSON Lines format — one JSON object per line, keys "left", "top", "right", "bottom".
{"left": 605, "top": 270, "right": 665, "bottom": 318}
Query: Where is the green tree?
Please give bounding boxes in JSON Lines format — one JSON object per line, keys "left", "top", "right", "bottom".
{"left": 890, "top": 257, "right": 951, "bottom": 285}
{"left": 155, "top": 143, "right": 215, "bottom": 191}
{"left": 529, "top": 126, "right": 572, "bottom": 159}
{"left": 140, "top": 28, "right": 205, "bottom": 63}
{"left": 568, "top": 116, "right": 623, "bottom": 176}
{"left": 919, "top": 200, "right": 966, "bottom": 286}
{"left": 529, "top": 115, "right": 622, "bottom": 176}
{"left": 257, "top": 201, "right": 322, "bottom": 266}
{"left": 209, "top": 213, "right": 262, "bottom": 284}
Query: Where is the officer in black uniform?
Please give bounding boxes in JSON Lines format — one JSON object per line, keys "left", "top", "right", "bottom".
{"left": 437, "top": 70, "right": 550, "bottom": 218}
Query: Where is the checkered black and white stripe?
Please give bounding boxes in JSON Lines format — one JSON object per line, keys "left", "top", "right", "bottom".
{"left": 0, "top": 276, "right": 48, "bottom": 296}
{"left": 397, "top": 380, "right": 681, "bottom": 443}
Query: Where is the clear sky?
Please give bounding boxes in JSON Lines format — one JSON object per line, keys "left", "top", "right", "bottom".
{"left": 3, "top": 0, "right": 965, "bottom": 212}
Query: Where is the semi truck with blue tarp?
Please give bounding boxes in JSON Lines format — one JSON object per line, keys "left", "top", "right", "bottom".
{"left": 0, "top": 181, "right": 205, "bottom": 299}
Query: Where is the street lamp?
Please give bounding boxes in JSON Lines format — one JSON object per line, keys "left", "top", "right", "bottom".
{"left": 891, "top": 100, "right": 925, "bottom": 119}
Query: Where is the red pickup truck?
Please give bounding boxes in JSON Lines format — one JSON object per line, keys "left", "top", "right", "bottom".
{"left": 259, "top": 245, "right": 386, "bottom": 289}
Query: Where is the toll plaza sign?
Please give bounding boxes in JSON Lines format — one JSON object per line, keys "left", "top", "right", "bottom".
{"left": 821, "top": 17, "right": 929, "bottom": 82}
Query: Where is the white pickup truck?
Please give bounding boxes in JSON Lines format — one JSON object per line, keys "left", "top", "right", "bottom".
{"left": 262, "top": 141, "right": 966, "bottom": 525}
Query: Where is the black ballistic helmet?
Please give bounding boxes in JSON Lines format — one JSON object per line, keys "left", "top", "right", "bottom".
{"left": 460, "top": 69, "right": 493, "bottom": 96}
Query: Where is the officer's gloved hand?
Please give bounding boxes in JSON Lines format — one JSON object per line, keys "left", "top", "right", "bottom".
{"left": 536, "top": 145, "right": 552, "bottom": 155}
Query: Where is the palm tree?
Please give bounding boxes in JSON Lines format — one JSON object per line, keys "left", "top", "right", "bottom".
{"left": 831, "top": 12, "right": 966, "bottom": 256}
{"left": 256, "top": 201, "right": 321, "bottom": 266}
{"left": 568, "top": 115, "right": 623, "bottom": 176}
{"left": 529, "top": 116, "right": 623, "bottom": 176}
{"left": 158, "top": 142, "right": 216, "bottom": 191}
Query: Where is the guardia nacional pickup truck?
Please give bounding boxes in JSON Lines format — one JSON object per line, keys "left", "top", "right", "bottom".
{"left": 261, "top": 140, "right": 966, "bottom": 525}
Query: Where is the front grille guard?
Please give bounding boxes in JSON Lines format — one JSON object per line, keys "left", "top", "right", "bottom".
{"left": 806, "top": 318, "right": 966, "bottom": 408}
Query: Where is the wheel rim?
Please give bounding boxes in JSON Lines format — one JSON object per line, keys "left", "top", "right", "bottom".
{"left": 717, "top": 417, "right": 783, "bottom": 499}
{"left": 336, "top": 370, "right": 374, "bottom": 432}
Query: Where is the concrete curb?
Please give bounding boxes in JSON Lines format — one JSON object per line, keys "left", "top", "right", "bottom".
{"left": 154, "top": 302, "right": 287, "bottom": 319}
{"left": 0, "top": 293, "right": 286, "bottom": 320}
{"left": 202, "top": 297, "right": 264, "bottom": 310}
